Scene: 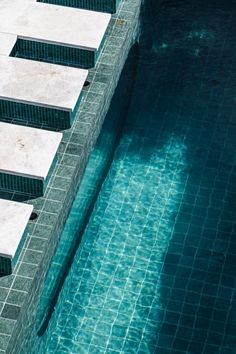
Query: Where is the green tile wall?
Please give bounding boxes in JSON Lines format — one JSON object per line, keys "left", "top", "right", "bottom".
{"left": 0, "top": 99, "right": 69, "bottom": 130}
{"left": 37, "top": 0, "right": 121, "bottom": 14}
{"left": 0, "top": 173, "right": 44, "bottom": 197}
{"left": 0, "top": 95, "right": 82, "bottom": 130}
{"left": 11, "top": 39, "right": 97, "bottom": 69}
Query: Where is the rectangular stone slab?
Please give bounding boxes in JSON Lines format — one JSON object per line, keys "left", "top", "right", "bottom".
{"left": 0, "top": 0, "right": 111, "bottom": 51}
{"left": 0, "top": 56, "right": 88, "bottom": 111}
{"left": 0, "top": 56, "right": 87, "bottom": 128}
{"left": 0, "top": 199, "right": 33, "bottom": 260}
{"left": 0, "top": 122, "right": 62, "bottom": 195}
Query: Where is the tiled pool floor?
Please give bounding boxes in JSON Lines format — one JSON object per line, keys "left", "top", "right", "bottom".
{"left": 36, "top": 0, "right": 236, "bottom": 353}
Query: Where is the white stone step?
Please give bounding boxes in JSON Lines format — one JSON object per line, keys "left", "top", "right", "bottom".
{"left": 0, "top": 0, "right": 111, "bottom": 51}
{"left": 0, "top": 122, "right": 62, "bottom": 195}
{"left": 0, "top": 55, "right": 87, "bottom": 111}
{"left": 0, "top": 56, "right": 88, "bottom": 128}
{"left": 0, "top": 199, "right": 33, "bottom": 260}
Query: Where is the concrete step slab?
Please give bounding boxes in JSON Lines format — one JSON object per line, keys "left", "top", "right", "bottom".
{"left": 0, "top": 0, "right": 111, "bottom": 67}
{"left": 0, "top": 56, "right": 88, "bottom": 129}
{"left": 0, "top": 122, "right": 62, "bottom": 196}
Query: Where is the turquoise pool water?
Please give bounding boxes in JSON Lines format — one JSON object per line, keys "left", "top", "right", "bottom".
{"left": 35, "top": 0, "right": 236, "bottom": 353}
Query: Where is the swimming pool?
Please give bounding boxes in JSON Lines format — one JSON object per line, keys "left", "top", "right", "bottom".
{"left": 33, "top": 0, "right": 236, "bottom": 352}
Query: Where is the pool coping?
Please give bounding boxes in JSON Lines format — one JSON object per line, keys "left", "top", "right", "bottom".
{"left": 0, "top": 0, "right": 142, "bottom": 352}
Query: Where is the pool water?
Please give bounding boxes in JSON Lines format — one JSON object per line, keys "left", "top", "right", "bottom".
{"left": 36, "top": 0, "right": 236, "bottom": 353}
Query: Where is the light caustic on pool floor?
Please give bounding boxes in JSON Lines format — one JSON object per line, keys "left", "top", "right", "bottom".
{"left": 39, "top": 131, "right": 187, "bottom": 353}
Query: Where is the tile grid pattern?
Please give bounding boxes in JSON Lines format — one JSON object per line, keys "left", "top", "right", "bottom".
{"left": 0, "top": 0, "right": 142, "bottom": 352}
{"left": 0, "top": 99, "right": 71, "bottom": 130}
{"left": 11, "top": 39, "right": 96, "bottom": 69}
{"left": 0, "top": 94, "right": 83, "bottom": 131}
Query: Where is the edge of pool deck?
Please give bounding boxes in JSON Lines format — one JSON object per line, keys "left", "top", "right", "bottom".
{"left": 0, "top": 0, "right": 142, "bottom": 352}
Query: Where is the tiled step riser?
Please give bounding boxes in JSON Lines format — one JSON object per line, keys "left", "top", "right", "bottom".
{"left": 0, "top": 230, "right": 28, "bottom": 276}
{"left": 0, "top": 256, "right": 12, "bottom": 276}
{"left": 0, "top": 173, "right": 43, "bottom": 197}
{"left": 0, "top": 155, "right": 57, "bottom": 197}
{"left": 0, "top": 95, "right": 82, "bottom": 130}
{"left": 11, "top": 39, "right": 99, "bottom": 69}
{"left": 0, "top": 100, "right": 71, "bottom": 130}
{"left": 37, "top": 0, "right": 121, "bottom": 14}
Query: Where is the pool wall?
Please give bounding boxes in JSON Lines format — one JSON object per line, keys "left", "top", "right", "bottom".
{"left": 11, "top": 38, "right": 101, "bottom": 69}
{"left": 3, "top": 0, "right": 142, "bottom": 353}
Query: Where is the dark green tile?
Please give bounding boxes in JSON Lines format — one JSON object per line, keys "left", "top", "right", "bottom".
{"left": 0, "top": 334, "right": 10, "bottom": 351}
{"left": 0, "top": 318, "right": 15, "bottom": 335}
{"left": 12, "top": 277, "right": 32, "bottom": 292}
{"left": 28, "top": 237, "right": 47, "bottom": 252}
{"left": 1, "top": 305, "right": 21, "bottom": 321}
{"left": 6, "top": 290, "right": 27, "bottom": 307}
{"left": 0, "top": 288, "right": 9, "bottom": 302}
{"left": 21, "top": 250, "right": 42, "bottom": 267}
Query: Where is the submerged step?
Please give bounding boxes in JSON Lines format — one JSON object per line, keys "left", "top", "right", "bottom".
{"left": 37, "top": 0, "right": 121, "bottom": 14}
{"left": 0, "top": 0, "right": 111, "bottom": 68}
{"left": 0, "top": 122, "right": 62, "bottom": 196}
{"left": 0, "top": 199, "right": 33, "bottom": 275}
{"left": 0, "top": 56, "right": 88, "bottom": 129}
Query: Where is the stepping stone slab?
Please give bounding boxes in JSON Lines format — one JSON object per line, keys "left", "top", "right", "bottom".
{"left": 0, "top": 198, "right": 33, "bottom": 275}
{"left": 0, "top": 122, "right": 62, "bottom": 196}
{"left": 0, "top": 0, "right": 111, "bottom": 67}
{"left": 0, "top": 56, "right": 88, "bottom": 129}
